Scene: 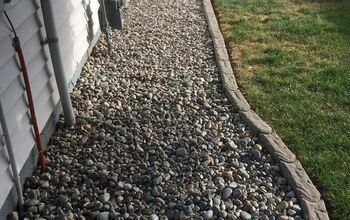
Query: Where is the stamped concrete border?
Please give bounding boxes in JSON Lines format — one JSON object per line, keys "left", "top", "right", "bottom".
{"left": 202, "top": 0, "right": 329, "bottom": 219}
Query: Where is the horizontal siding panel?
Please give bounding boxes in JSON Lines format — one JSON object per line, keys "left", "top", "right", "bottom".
{"left": 8, "top": 110, "right": 31, "bottom": 144}
{"left": 61, "top": 28, "right": 90, "bottom": 80}
{"left": 0, "top": 21, "right": 38, "bottom": 49}
{"left": 2, "top": 57, "right": 52, "bottom": 116}
{"left": 0, "top": 168, "right": 14, "bottom": 210}
{"left": 54, "top": 0, "right": 81, "bottom": 32}
{"left": 2, "top": 0, "right": 22, "bottom": 10}
{"left": 0, "top": 38, "right": 15, "bottom": 70}
{"left": 11, "top": 116, "right": 32, "bottom": 158}
{"left": 58, "top": 5, "right": 87, "bottom": 44}
{"left": 8, "top": 90, "right": 59, "bottom": 154}
{"left": 36, "top": 87, "right": 59, "bottom": 131}
{"left": 59, "top": 19, "right": 88, "bottom": 59}
{"left": 34, "top": 80, "right": 56, "bottom": 118}
{"left": 0, "top": 32, "right": 43, "bottom": 90}
{"left": 5, "top": 80, "right": 59, "bottom": 170}
{"left": 0, "top": 147, "right": 10, "bottom": 184}
{"left": 51, "top": 0, "right": 65, "bottom": 12}
{"left": 0, "top": 30, "right": 44, "bottom": 85}
{"left": 0, "top": 10, "right": 44, "bottom": 46}
{"left": 5, "top": 94, "right": 28, "bottom": 134}
{"left": 0, "top": 3, "right": 46, "bottom": 69}
{"left": 0, "top": 0, "right": 36, "bottom": 41}
{"left": 63, "top": 44, "right": 89, "bottom": 81}
{"left": 62, "top": 48, "right": 89, "bottom": 80}
{"left": 0, "top": 18, "right": 50, "bottom": 95}
{"left": 27, "top": 51, "right": 51, "bottom": 82}
{"left": 15, "top": 17, "right": 45, "bottom": 47}
{"left": 1, "top": 77, "right": 24, "bottom": 115}
{"left": 91, "top": 9, "right": 100, "bottom": 36}
{"left": 13, "top": 129, "right": 35, "bottom": 172}
{"left": 89, "top": 0, "right": 100, "bottom": 13}
{"left": 4, "top": 71, "right": 57, "bottom": 143}
{"left": 0, "top": 49, "right": 51, "bottom": 95}
{"left": 57, "top": 5, "right": 88, "bottom": 51}
{"left": 20, "top": 33, "right": 46, "bottom": 73}
{"left": 53, "top": 0, "right": 101, "bottom": 81}
{"left": 19, "top": 76, "right": 59, "bottom": 135}
{"left": 31, "top": 69, "right": 55, "bottom": 103}
{"left": 0, "top": 126, "right": 4, "bottom": 151}
{"left": 0, "top": 29, "right": 44, "bottom": 76}
{"left": 0, "top": 59, "right": 19, "bottom": 95}
{"left": 89, "top": 0, "right": 101, "bottom": 29}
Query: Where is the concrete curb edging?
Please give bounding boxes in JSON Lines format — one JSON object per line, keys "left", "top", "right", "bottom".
{"left": 201, "top": 0, "right": 329, "bottom": 219}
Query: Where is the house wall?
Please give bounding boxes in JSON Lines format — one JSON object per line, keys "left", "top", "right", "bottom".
{"left": 0, "top": 0, "right": 100, "bottom": 217}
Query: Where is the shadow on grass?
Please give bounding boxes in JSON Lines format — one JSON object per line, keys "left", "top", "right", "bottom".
{"left": 299, "top": 0, "right": 350, "bottom": 38}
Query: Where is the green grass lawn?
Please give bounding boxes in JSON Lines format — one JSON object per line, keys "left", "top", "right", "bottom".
{"left": 212, "top": 0, "right": 350, "bottom": 219}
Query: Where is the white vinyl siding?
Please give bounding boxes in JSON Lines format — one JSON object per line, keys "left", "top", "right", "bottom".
{"left": 0, "top": 0, "right": 100, "bottom": 212}
{"left": 53, "top": 0, "right": 100, "bottom": 82}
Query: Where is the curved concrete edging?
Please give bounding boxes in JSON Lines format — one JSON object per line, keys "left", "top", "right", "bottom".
{"left": 201, "top": 0, "right": 330, "bottom": 219}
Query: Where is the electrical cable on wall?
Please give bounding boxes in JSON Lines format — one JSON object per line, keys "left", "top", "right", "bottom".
{"left": 4, "top": 11, "right": 48, "bottom": 172}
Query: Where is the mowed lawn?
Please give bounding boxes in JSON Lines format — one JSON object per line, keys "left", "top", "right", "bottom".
{"left": 212, "top": 0, "right": 350, "bottom": 219}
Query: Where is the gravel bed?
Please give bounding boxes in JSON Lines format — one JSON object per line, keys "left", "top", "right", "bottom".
{"left": 18, "top": 0, "right": 303, "bottom": 219}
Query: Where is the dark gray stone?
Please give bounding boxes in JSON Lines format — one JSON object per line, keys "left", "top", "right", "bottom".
{"left": 222, "top": 188, "right": 233, "bottom": 200}
{"left": 176, "top": 148, "right": 188, "bottom": 157}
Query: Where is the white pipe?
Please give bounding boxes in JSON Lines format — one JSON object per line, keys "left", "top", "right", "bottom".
{"left": 40, "top": 0, "right": 75, "bottom": 126}
{"left": 0, "top": 100, "right": 24, "bottom": 207}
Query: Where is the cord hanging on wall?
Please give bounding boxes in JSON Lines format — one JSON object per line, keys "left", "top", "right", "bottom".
{"left": 3, "top": 11, "right": 48, "bottom": 172}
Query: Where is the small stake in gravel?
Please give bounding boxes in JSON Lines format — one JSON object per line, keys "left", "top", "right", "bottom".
{"left": 99, "top": 0, "right": 111, "bottom": 53}
{"left": 99, "top": 0, "right": 125, "bottom": 54}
